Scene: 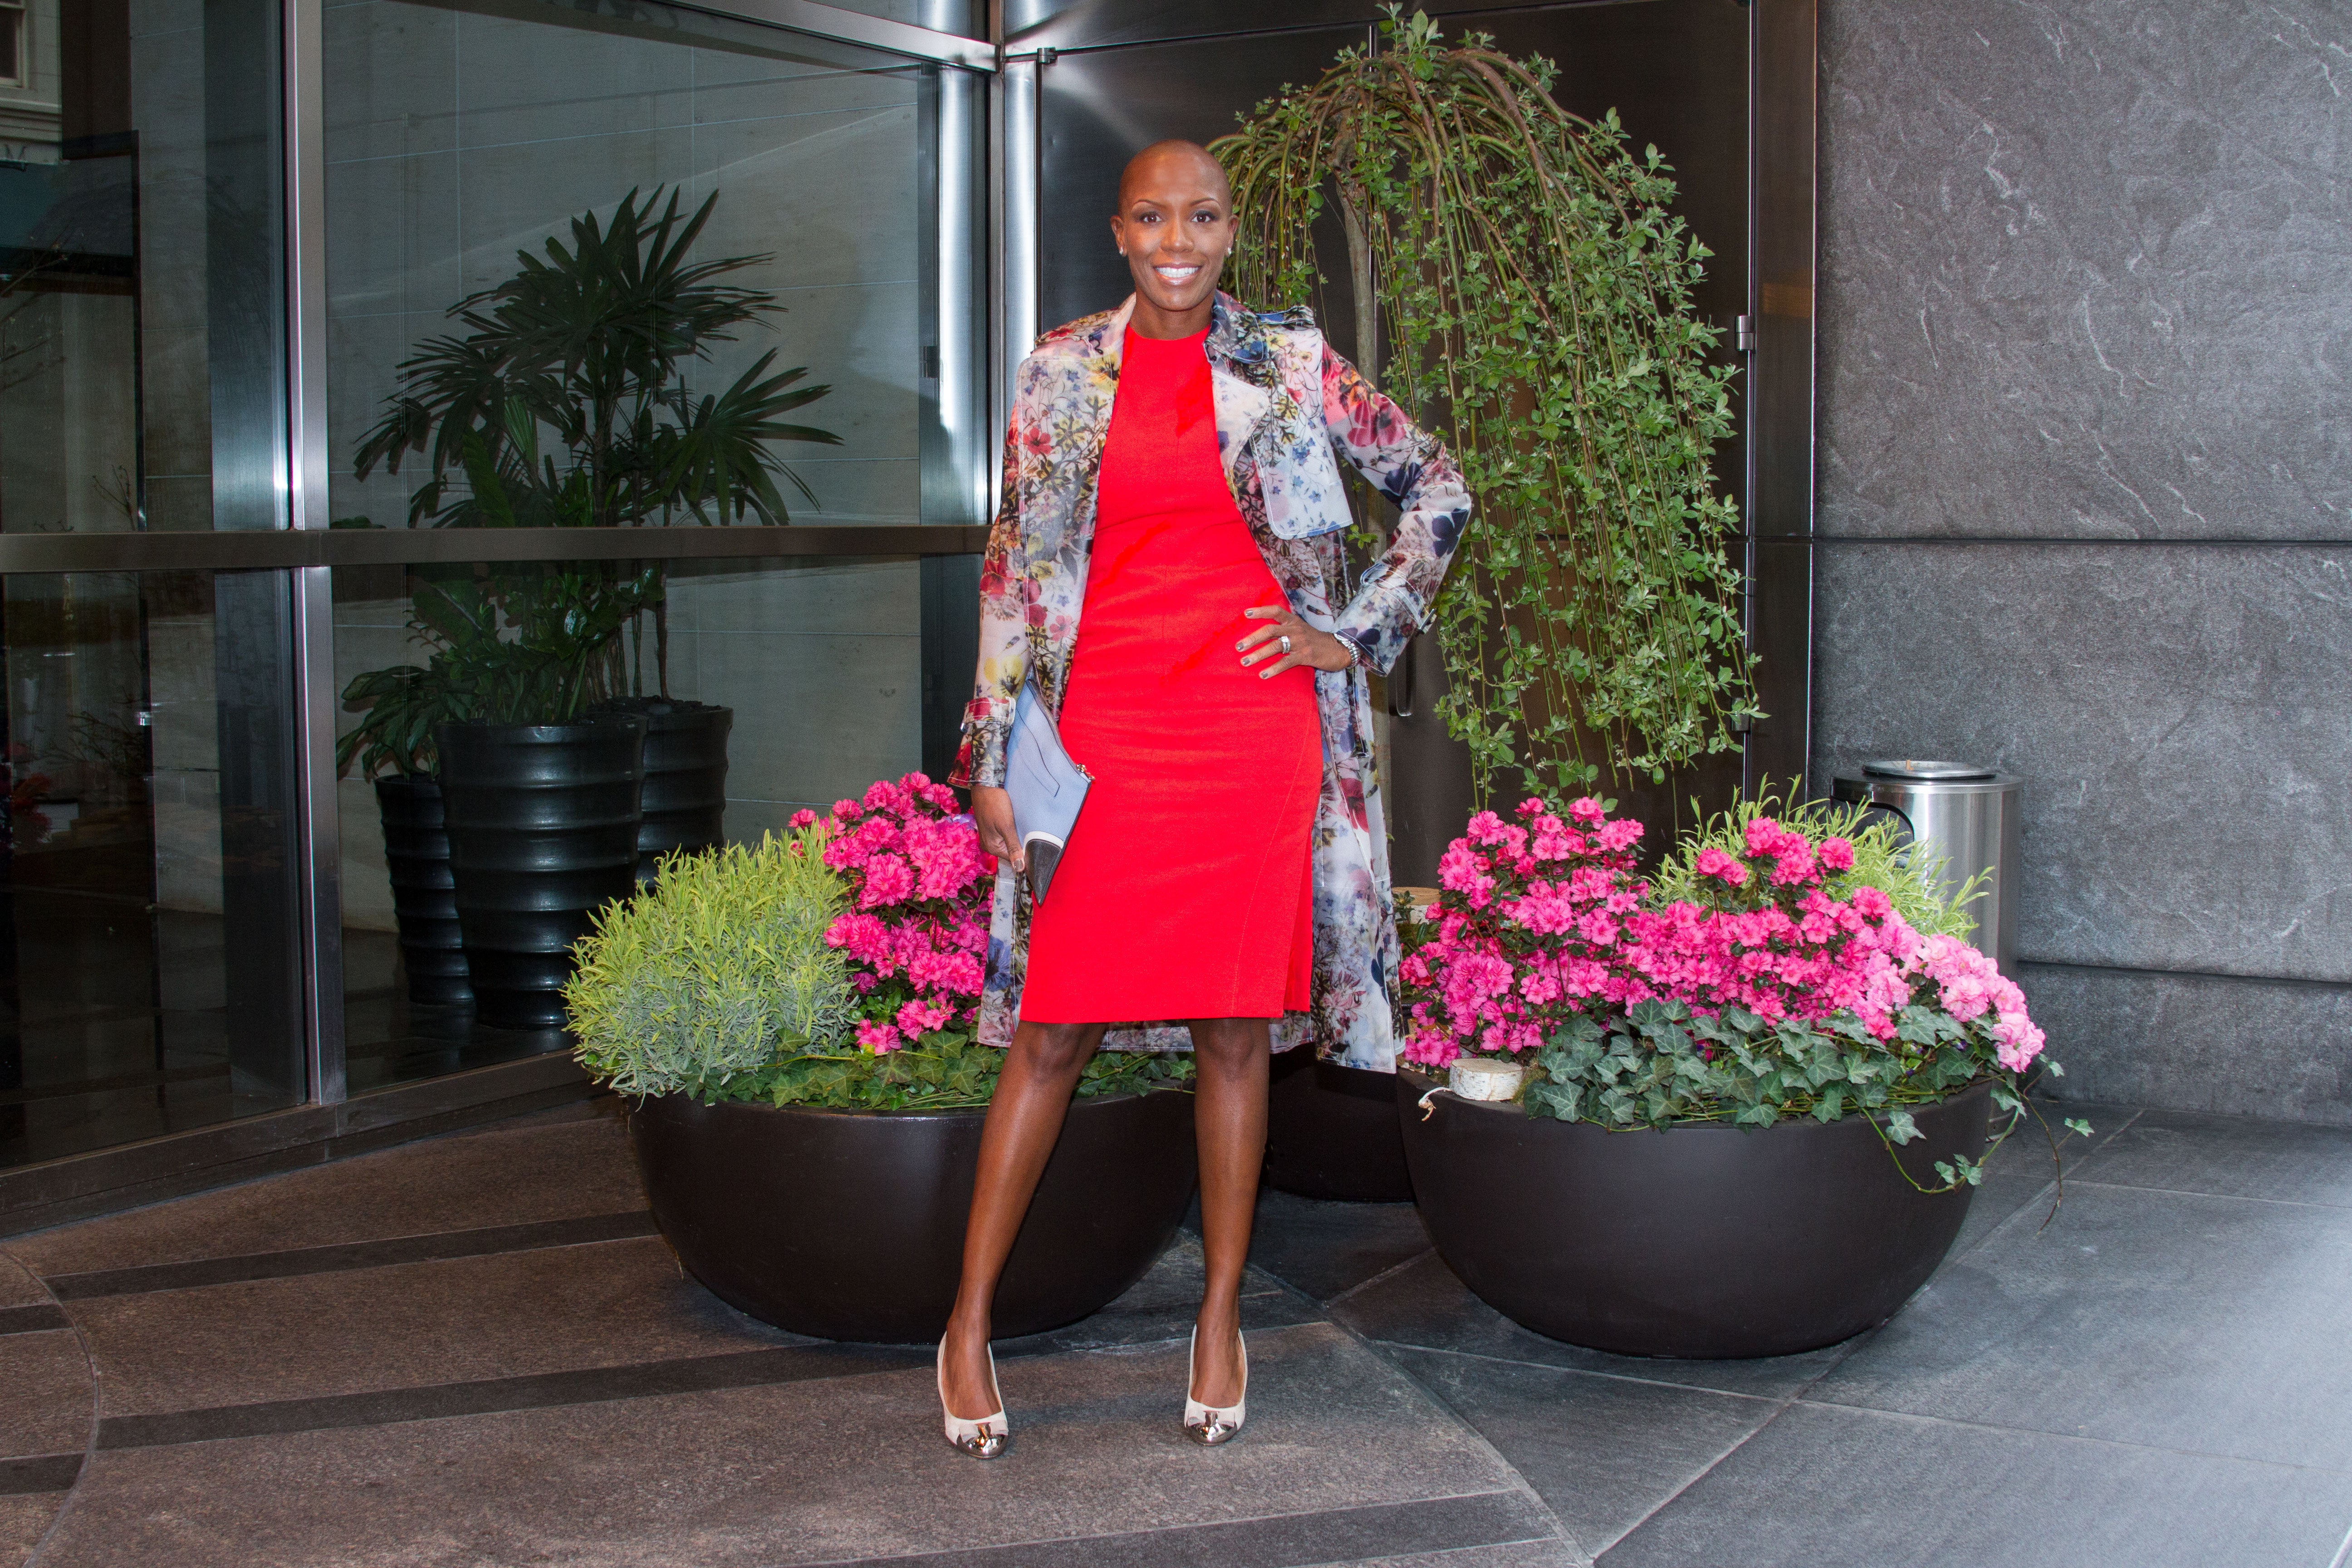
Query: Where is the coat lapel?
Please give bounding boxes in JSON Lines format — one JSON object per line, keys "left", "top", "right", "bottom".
{"left": 1205, "top": 294, "right": 1281, "bottom": 494}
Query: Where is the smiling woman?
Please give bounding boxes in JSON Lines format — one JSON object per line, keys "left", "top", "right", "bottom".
{"left": 933, "top": 140, "right": 1473, "bottom": 1459}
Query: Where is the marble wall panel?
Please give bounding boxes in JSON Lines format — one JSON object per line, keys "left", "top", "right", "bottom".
{"left": 2024, "top": 962, "right": 2352, "bottom": 1126}
{"left": 1809, "top": 540, "right": 2352, "bottom": 981}
{"left": 1818, "top": 0, "right": 2352, "bottom": 541}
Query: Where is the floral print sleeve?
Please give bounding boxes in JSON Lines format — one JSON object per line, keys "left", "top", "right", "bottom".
{"left": 949, "top": 407, "right": 1034, "bottom": 789}
{"left": 1321, "top": 346, "right": 1471, "bottom": 675}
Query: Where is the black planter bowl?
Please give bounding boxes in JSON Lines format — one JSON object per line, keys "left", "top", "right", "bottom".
{"left": 631, "top": 1088, "right": 1198, "bottom": 1343}
{"left": 1263, "top": 1050, "right": 1414, "bottom": 1201}
{"left": 1397, "top": 1069, "right": 1994, "bottom": 1358}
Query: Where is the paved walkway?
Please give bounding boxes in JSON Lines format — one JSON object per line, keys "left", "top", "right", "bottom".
{"left": 0, "top": 1095, "right": 2346, "bottom": 1566}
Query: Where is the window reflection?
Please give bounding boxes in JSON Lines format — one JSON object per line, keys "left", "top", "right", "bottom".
{"left": 0, "top": 570, "right": 305, "bottom": 1170}
{"left": 332, "top": 556, "right": 925, "bottom": 1086}
{"left": 0, "top": 0, "right": 285, "bottom": 534}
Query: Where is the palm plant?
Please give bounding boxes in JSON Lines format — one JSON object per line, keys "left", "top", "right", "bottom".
{"left": 338, "top": 186, "right": 837, "bottom": 776}
{"left": 354, "top": 184, "right": 838, "bottom": 532}
{"left": 1212, "top": 9, "right": 1759, "bottom": 797}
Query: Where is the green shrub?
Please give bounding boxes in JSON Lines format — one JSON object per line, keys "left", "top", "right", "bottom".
{"left": 565, "top": 825, "right": 1193, "bottom": 1111}
{"left": 566, "top": 830, "right": 854, "bottom": 1098}
{"left": 1647, "top": 785, "right": 1980, "bottom": 941}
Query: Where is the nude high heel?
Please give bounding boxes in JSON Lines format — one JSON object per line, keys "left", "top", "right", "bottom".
{"left": 937, "top": 1337, "right": 1009, "bottom": 1459}
{"left": 1182, "top": 1325, "right": 1247, "bottom": 1446}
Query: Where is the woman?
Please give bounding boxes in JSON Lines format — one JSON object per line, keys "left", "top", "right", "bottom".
{"left": 938, "top": 139, "right": 1469, "bottom": 1457}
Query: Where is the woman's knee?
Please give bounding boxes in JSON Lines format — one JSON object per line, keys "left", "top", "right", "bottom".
{"left": 1012, "top": 1021, "right": 1099, "bottom": 1076}
{"left": 1188, "top": 1019, "right": 1268, "bottom": 1071}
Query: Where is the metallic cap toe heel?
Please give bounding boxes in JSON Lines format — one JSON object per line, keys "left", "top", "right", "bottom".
{"left": 937, "top": 1339, "right": 1009, "bottom": 1459}
{"left": 1181, "top": 1326, "right": 1248, "bottom": 1446}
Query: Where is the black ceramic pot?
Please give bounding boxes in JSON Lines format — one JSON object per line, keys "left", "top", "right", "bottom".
{"left": 1263, "top": 1050, "right": 1414, "bottom": 1201}
{"left": 372, "top": 775, "right": 470, "bottom": 1006}
{"left": 1398, "top": 1069, "right": 1994, "bottom": 1358}
{"left": 435, "top": 713, "right": 646, "bottom": 1031}
{"left": 601, "top": 700, "right": 731, "bottom": 887}
{"left": 632, "top": 1089, "right": 1198, "bottom": 1343}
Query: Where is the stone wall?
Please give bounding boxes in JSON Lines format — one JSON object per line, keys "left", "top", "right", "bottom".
{"left": 1812, "top": 0, "right": 2352, "bottom": 1121}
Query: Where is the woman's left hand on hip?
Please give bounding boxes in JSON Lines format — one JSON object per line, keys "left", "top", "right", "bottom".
{"left": 1237, "top": 604, "right": 1354, "bottom": 676}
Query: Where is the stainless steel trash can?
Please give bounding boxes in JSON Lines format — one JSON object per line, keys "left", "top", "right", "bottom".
{"left": 1831, "top": 760, "right": 2023, "bottom": 976}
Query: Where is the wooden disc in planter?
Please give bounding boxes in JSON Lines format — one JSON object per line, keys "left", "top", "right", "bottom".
{"left": 1396, "top": 1069, "right": 1994, "bottom": 1358}
{"left": 631, "top": 1088, "right": 1197, "bottom": 1343}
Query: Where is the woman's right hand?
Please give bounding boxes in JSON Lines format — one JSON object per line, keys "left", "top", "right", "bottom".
{"left": 970, "top": 785, "right": 1025, "bottom": 872}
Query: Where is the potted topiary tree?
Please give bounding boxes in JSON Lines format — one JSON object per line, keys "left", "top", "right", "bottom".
{"left": 1209, "top": 13, "right": 1760, "bottom": 1200}
{"left": 336, "top": 186, "right": 841, "bottom": 995}
{"left": 567, "top": 774, "right": 1198, "bottom": 1343}
{"left": 1394, "top": 793, "right": 2094, "bottom": 1358}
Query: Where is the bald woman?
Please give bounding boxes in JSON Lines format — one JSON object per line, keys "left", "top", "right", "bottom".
{"left": 938, "top": 140, "right": 1471, "bottom": 1456}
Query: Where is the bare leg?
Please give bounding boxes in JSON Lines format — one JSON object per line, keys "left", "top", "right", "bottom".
{"left": 941, "top": 1019, "right": 1106, "bottom": 1421}
{"left": 1187, "top": 1017, "right": 1269, "bottom": 1407}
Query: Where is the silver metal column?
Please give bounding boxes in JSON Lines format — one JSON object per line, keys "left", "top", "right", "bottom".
{"left": 992, "top": 53, "right": 1041, "bottom": 482}
{"left": 283, "top": 0, "right": 345, "bottom": 1105}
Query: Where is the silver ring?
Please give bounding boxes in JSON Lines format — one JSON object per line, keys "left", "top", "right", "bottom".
{"left": 1279, "top": 635, "right": 1292, "bottom": 654}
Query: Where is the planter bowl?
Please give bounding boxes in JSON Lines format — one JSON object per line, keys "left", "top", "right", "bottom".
{"left": 1398, "top": 1070, "right": 1994, "bottom": 1358}
{"left": 1264, "top": 1051, "right": 1414, "bottom": 1202}
{"left": 632, "top": 1088, "right": 1197, "bottom": 1343}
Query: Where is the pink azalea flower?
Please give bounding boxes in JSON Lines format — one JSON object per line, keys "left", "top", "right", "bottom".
{"left": 1818, "top": 837, "right": 1856, "bottom": 872}
{"left": 858, "top": 854, "right": 916, "bottom": 908}
{"left": 896, "top": 998, "right": 953, "bottom": 1036}
{"left": 1593, "top": 818, "right": 1644, "bottom": 853}
{"left": 856, "top": 1018, "right": 902, "bottom": 1054}
{"left": 1694, "top": 847, "right": 1750, "bottom": 887}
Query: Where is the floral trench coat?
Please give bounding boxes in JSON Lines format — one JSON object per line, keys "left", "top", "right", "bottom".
{"left": 949, "top": 292, "right": 1470, "bottom": 1071}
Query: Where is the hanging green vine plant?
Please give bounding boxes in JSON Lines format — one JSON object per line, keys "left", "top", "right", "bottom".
{"left": 1211, "top": 8, "right": 1759, "bottom": 796}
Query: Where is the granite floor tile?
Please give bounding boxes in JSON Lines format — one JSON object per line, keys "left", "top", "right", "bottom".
{"left": 1596, "top": 1402, "right": 2352, "bottom": 1568}
{"left": 46, "top": 1210, "right": 657, "bottom": 1301}
{"left": 0, "top": 1330, "right": 92, "bottom": 1458}
{"left": 999, "top": 1235, "right": 1321, "bottom": 1357}
{"left": 0, "top": 1257, "right": 45, "bottom": 1313}
{"left": 1389, "top": 1347, "right": 1776, "bottom": 1559}
{"left": 66, "top": 1234, "right": 798, "bottom": 1417}
{"left": 34, "top": 1323, "right": 1519, "bottom": 1568}
{"left": 2067, "top": 1108, "right": 2352, "bottom": 1208}
{"left": 1313, "top": 1544, "right": 1583, "bottom": 1568}
{"left": 1938, "top": 1101, "right": 2147, "bottom": 1264}
{"left": 1811, "top": 1182, "right": 2352, "bottom": 1470}
{"left": 5, "top": 1109, "right": 640, "bottom": 1277}
{"left": 804, "top": 1494, "right": 1562, "bottom": 1568}
{"left": 1331, "top": 1252, "right": 1852, "bottom": 1401}
{"left": 1245, "top": 1190, "right": 1433, "bottom": 1305}
{"left": 0, "top": 1494, "right": 63, "bottom": 1567}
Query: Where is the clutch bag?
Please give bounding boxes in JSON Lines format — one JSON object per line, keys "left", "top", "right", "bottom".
{"left": 1004, "top": 678, "right": 1091, "bottom": 905}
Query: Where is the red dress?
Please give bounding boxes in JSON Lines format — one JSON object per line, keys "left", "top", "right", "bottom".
{"left": 1018, "top": 326, "right": 1320, "bottom": 1023}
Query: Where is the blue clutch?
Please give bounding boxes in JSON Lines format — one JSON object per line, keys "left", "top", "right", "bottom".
{"left": 1005, "top": 679, "right": 1091, "bottom": 905}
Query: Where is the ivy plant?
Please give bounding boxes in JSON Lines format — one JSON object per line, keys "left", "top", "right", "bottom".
{"left": 1213, "top": 8, "right": 1760, "bottom": 796}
